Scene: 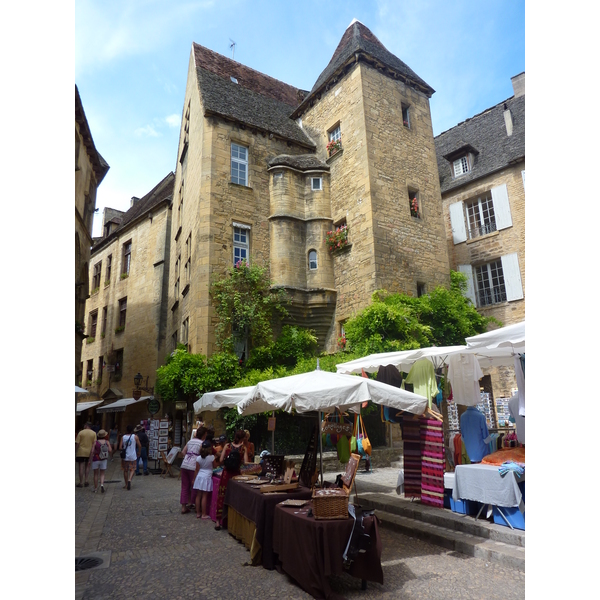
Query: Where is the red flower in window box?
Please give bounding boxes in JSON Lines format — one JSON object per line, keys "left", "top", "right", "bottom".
{"left": 325, "top": 225, "right": 349, "bottom": 253}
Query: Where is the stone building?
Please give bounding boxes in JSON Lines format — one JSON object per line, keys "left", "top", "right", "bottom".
{"left": 76, "top": 85, "right": 109, "bottom": 383}
{"left": 434, "top": 73, "right": 525, "bottom": 397}
{"left": 79, "top": 173, "right": 174, "bottom": 430}
{"left": 168, "top": 19, "right": 451, "bottom": 359}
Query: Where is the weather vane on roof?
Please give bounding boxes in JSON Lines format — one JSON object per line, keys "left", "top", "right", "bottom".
{"left": 229, "top": 39, "right": 236, "bottom": 60}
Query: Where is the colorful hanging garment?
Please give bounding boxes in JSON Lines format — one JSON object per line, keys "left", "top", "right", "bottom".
{"left": 401, "top": 417, "right": 422, "bottom": 498}
{"left": 419, "top": 417, "right": 445, "bottom": 508}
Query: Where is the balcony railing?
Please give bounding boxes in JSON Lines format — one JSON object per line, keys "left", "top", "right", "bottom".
{"left": 468, "top": 220, "right": 497, "bottom": 240}
{"left": 478, "top": 285, "right": 507, "bottom": 307}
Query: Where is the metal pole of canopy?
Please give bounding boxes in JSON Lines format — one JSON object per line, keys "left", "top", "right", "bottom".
{"left": 271, "top": 410, "right": 275, "bottom": 454}
{"left": 318, "top": 410, "right": 324, "bottom": 487}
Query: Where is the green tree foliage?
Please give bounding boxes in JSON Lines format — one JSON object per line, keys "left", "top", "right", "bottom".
{"left": 155, "top": 345, "right": 241, "bottom": 402}
{"left": 246, "top": 325, "right": 318, "bottom": 369}
{"left": 211, "top": 261, "right": 288, "bottom": 355}
{"left": 344, "top": 271, "right": 496, "bottom": 354}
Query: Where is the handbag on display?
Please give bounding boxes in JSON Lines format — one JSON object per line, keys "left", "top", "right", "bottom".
{"left": 350, "top": 415, "right": 358, "bottom": 452}
{"left": 356, "top": 415, "right": 372, "bottom": 457}
{"left": 336, "top": 435, "right": 351, "bottom": 463}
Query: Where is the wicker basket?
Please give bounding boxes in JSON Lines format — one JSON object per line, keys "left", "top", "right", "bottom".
{"left": 311, "top": 488, "right": 349, "bottom": 520}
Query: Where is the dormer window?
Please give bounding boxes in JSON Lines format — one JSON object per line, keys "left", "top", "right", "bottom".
{"left": 230, "top": 76, "right": 238, "bottom": 84}
{"left": 453, "top": 156, "right": 470, "bottom": 177}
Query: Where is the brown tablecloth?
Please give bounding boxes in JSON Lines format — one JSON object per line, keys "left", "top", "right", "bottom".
{"left": 224, "top": 479, "right": 313, "bottom": 569}
{"left": 272, "top": 502, "right": 383, "bottom": 600}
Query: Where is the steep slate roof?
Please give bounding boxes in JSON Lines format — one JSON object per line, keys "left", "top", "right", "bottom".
{"left": 435, "top": 94, "right": 525, "bottom": 194}
{"left": 293, "top": 20, "right": 434, "bottom": 118}
{"left": 75, "top": 85, "right": 110, "bottom": 184}
{"left": 92, "top": 172, "right": 175, "bottom": 254}
{"left": 267, "top": 154, "right": 330, "bottom": 171}
{"left": 193, "top": 44, "right": 315, "bottom": 149}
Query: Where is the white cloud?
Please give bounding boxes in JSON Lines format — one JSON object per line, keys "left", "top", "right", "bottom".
{"left": 134, "top": 125, "right": 160, "bottom": 138}
{"left": 165, "top": 114, "right": 181, "bottom": 128}
{"left": 76, "top": 0, "right": 215, "bottom": 77}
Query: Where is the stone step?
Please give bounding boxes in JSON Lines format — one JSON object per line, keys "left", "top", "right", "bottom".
{"left": 357, "top": 492, "right": 524, "bottom": 548}
{"left": 374, "top": 510, "right": 525, "bottom": 572}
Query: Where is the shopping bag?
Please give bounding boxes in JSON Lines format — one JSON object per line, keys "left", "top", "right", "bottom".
{"left": 336, "top": 436, "right": 350, "bottom": 463}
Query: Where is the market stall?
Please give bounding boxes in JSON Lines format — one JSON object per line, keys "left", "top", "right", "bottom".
{"left": 335, "top": 321, "right": 525, "bottom": 526}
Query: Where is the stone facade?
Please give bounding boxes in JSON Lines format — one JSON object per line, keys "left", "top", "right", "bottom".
{"left": 298, "top": 63, "right": 450, "bottom": 343}
{"left": 435, "top": 74, "right": 525, "bottom": 398}
{"left": 169, "top": 22, "right": 451, "bottom": 359}
{"left": 75, "top": 86, "right": 109, "bottom": 383}
{"left": 80, "top": 173, "right": 174, "bottom": 430}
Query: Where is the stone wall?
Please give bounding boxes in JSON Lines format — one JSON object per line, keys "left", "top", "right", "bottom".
{"left": 294, "top": 61, "right": 451, "bottom": 351}
{"left": 80, "top": 200, "right": 172, "bottom": 429}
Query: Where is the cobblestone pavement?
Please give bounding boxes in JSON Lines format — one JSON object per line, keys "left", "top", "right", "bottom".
{"left": 76, "top": 463, "right": 525, "bottom": 599}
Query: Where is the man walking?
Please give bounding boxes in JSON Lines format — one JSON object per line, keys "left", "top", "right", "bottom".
{"left": 75, "top": 422, "right": 97, "bottom": 488}
{"left": 134, "top": 424, "right": 150, "bottom": 476}
{"left": 119, "top": 424, "right": 141, "bottom": 490}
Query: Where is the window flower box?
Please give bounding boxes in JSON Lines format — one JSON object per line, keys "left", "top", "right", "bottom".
{"left": 115, "top": 325, "right": 125, "bottom": 334}
{"left": 326, "top": 138, "right": 342, "bottom": 157}
{"left": 86, "top": 336, "right": 95, "bottom": 344}
{"left": 120, "top": 273, "right": 129, "bottom": 280}
{"left": 91, "top": 287, "right": 100, "bottom": 295}
{"left": 326, "top": 225, "right": 349, "bottom": 253}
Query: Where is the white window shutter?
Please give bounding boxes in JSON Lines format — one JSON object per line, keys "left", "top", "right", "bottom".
{"left": 501, "top": 253, "right": 524, "bottom": 301}
{"left": 491, "top": 183, "right": 512, "bottom": 230}
{"left": 449, "top": 202, "right": 467, "bottom": 244}
{"left": 458, "top": 264, "right": 477, "bottom": 304}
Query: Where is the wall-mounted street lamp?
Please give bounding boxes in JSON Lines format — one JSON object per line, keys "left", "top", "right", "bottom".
{"left": 134, "top": 373, "right": 154, "bottom": 394}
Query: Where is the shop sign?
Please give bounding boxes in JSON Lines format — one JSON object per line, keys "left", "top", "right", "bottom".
{"left": 175, "top": 401, "right": 187, "bottom": 411}
{"left": 268, "top": 417, "right": 276, "bottom": 431}
{"left": 132, "top": 389, "right": 142, "bottom": 400}
{"left": 147, "top": 398, "right": 161, "bottom": 415}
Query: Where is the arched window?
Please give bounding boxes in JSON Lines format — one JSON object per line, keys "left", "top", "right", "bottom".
{"left": 308, "top": 250, "right": 318, "bottom": 270}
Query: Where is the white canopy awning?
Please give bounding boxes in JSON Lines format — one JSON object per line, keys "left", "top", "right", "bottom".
{"left": 76, "top": 400, "right": 104, "bottom": 415}
{"left": 96, "top": 395, "right": 153, "bottom": 413}
{"left": 236, "top": 369, "right": 428, "bottom": 416}
{"left": 194, "top": 386, "right": 256, "bottom": 413}
{"left": 75, "top": 385, "right": 90, "bottom": 394}
{"left": 466, "top": 320, "right": 525, "bottom": 351}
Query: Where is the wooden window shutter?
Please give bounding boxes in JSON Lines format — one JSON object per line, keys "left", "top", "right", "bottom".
{"left": 500, "top": 253, "right": 524, "bottom": 301}
{"left": 449, "top": 202, "right": 467, "bottom": 244}
{"left": 457, "top": 264, "right": 477, "bottom": 305}
{"left": 491, "top": 183, "right": 512, "bottom": 231}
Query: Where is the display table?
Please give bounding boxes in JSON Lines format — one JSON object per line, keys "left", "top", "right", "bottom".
{"left": 452, "top": 464, "right": 525, "bottom": 528}
{"left": 224, "top": 479, "right": 312, "bottom": 569}
{"left": 272, "top": 502, "right": 383, "bottom": 600}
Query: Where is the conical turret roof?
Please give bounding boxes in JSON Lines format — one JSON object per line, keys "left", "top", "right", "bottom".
{"left": 293, "top": 20, "right": 434, "bottom": 116}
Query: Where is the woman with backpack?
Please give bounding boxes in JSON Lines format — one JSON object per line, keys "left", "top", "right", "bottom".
{"left": 89, "top": 429, "right": 112, "bottom": 493}
{"left": 214, "top": 430, "right": 248, "bottom": 530}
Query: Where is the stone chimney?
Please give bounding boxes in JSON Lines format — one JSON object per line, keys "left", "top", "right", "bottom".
{"left": 130, "top": 196, "right": 140, "bottom": 207}
{"left": 511, "top": 72, "right": 525, "bottom": 98}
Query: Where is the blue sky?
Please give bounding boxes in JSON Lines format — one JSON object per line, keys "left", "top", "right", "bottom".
{"left": 76, "top": 0, "right": 524, "bottom": 236}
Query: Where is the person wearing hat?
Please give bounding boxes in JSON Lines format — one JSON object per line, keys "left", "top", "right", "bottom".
{"left": 134, "top": 425, "right": 150, "bottom": 476}
{"left": 89, "top": 429, "right": 112, "bottom": 493}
